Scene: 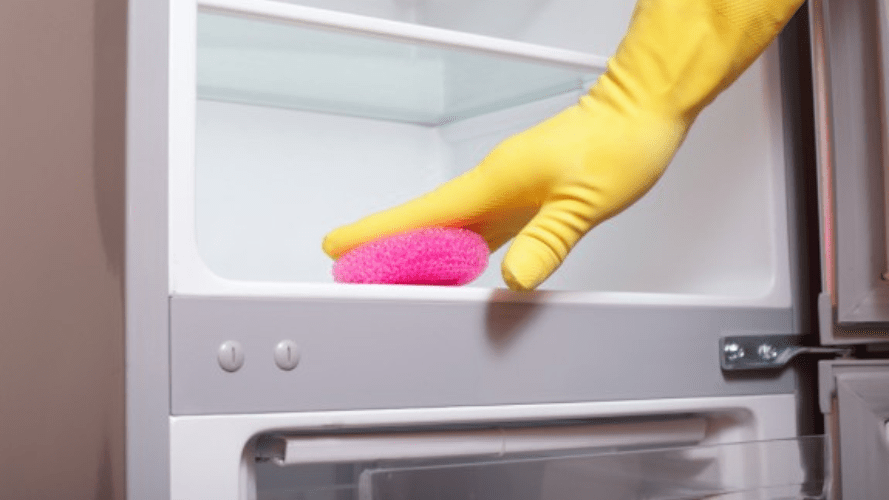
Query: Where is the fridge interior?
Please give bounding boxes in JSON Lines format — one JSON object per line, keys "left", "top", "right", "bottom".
{"left": 171, "top": 1, "right": 793, "bottom": 304}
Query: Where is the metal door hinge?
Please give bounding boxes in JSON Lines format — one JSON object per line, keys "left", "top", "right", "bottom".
{"left": 720, "top": 334, "right": 853, "bottom": 371}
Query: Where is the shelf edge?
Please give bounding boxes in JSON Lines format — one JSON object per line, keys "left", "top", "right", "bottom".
{"left": 198, "top": 0, "right": 608, "bottom": 72}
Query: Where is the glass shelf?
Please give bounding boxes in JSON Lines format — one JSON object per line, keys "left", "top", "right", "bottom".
{"left": 197, "top": 7, "right": 602, "bottom": 125}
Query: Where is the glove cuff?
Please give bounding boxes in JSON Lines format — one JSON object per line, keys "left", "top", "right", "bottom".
{"left": 587, "top": 0, "right": 804, "bottom": 124}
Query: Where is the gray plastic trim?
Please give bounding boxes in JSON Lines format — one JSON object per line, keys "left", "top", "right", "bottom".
{"left": 171, "top": 296, "right": 798, "bottom": 415}
{"left": 258, "top": 417, "right": 708, "bottom": 465}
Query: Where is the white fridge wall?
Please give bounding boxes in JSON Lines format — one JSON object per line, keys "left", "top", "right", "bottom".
{"left": 195, "top": 101, "right": 452, "bottom": 284}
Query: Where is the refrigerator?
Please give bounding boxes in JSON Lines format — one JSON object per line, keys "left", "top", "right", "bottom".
{"left": 124, "top": 0, "right": 889, "bottom": 498}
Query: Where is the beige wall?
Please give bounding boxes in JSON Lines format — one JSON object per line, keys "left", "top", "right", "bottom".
{"left": 0, "top": 1, "right": 126, "bottom": 498}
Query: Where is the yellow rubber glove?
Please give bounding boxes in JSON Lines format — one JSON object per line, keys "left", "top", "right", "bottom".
{"left": 323, "top": 0, "right": 804, "bottom": 290}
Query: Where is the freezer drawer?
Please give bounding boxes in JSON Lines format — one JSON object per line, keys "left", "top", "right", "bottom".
{"left": 247, "top": 421, "right": 826, "bottom": 500}
{"left": 168, "top": 404, "right": 835, "bottom": 500}
{"left": 169, "top": 395, "right": 808, "bottom": 500}
{"left": 358, "top": 437, "right": 827, "bottom": 500}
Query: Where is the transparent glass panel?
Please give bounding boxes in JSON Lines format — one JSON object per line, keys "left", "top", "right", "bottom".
{"left": 254, "top": 437, "right": 827, "bottom": 500}
{"left": 197, "top": 11, "right": 599, "bottom": 125}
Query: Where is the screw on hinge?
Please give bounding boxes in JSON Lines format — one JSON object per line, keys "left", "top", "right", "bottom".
{"left": 757, "top": 343, "right": 778, "bottom": 361}
{"left": 723, "top": 342, "right": 745, "bottom": 362}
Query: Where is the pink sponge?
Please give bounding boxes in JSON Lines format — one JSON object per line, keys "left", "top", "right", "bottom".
{"left": 333, "top": 227, "right": 489, "bottom": 285}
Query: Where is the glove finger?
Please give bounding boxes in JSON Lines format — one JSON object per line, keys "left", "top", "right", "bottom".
{"left": 323, "top": 167, "right": 517, "bottom": 259}
{"left": 501, "top": 199, "right": 597, "bottom": 291}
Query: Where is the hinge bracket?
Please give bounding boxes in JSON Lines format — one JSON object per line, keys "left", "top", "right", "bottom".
{"left": 720, "top": 334, "right": 853, "bottom": 371}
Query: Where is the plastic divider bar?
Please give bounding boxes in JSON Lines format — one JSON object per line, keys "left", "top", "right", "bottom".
{"left": 256, "top": 417, "right": 707, "bottom": 465}
{"left": 198, "top": 0, "right": 608, "bottom": 72}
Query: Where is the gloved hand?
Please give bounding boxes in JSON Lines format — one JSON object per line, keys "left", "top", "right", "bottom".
{"left": 323, "top": 0, "right": 804, "bottom": 291}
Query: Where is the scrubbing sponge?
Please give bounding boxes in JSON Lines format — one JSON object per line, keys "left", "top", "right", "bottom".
{"left": 332, "top": 227, "right": 489, "bottom": 285}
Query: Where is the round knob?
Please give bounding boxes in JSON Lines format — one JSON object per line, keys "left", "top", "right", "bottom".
{"left": 218, "top": 341, "right": 245, "bottom": 372}
{"left": 274, "top": 340, "right": 301, "bottom": 371}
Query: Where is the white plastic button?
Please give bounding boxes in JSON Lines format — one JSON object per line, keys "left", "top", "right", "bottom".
{"left": 218, "top": 341, "right": 244, "bottom": 372}
{"left": 274, "top": 340, "right": 301, "bottom": 371}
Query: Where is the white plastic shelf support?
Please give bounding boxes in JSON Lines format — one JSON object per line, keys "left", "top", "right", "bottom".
{"left": 197, "top": 0, "right": 608, "bottom": 72}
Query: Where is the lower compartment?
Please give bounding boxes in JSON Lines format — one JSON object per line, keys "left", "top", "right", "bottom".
{"left": 169, "top": 395, "right": 818, "bottom": 500}
{"left": 353, "top": 438, "right": 826, "bottom": 500}
{"left": 253, "top": 426, "right": 825, "bottom": 500}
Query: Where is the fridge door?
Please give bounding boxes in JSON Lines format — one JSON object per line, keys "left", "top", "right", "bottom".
{"left": 810, "top": 0, "right": 889, "bottom": 341}
{"left": 818, "top": 360, "right": 889, "bottom": 499}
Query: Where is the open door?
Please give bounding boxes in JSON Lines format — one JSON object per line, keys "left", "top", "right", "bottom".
{"left": 810, "top": 0, "right": 889, "bottom": 341}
